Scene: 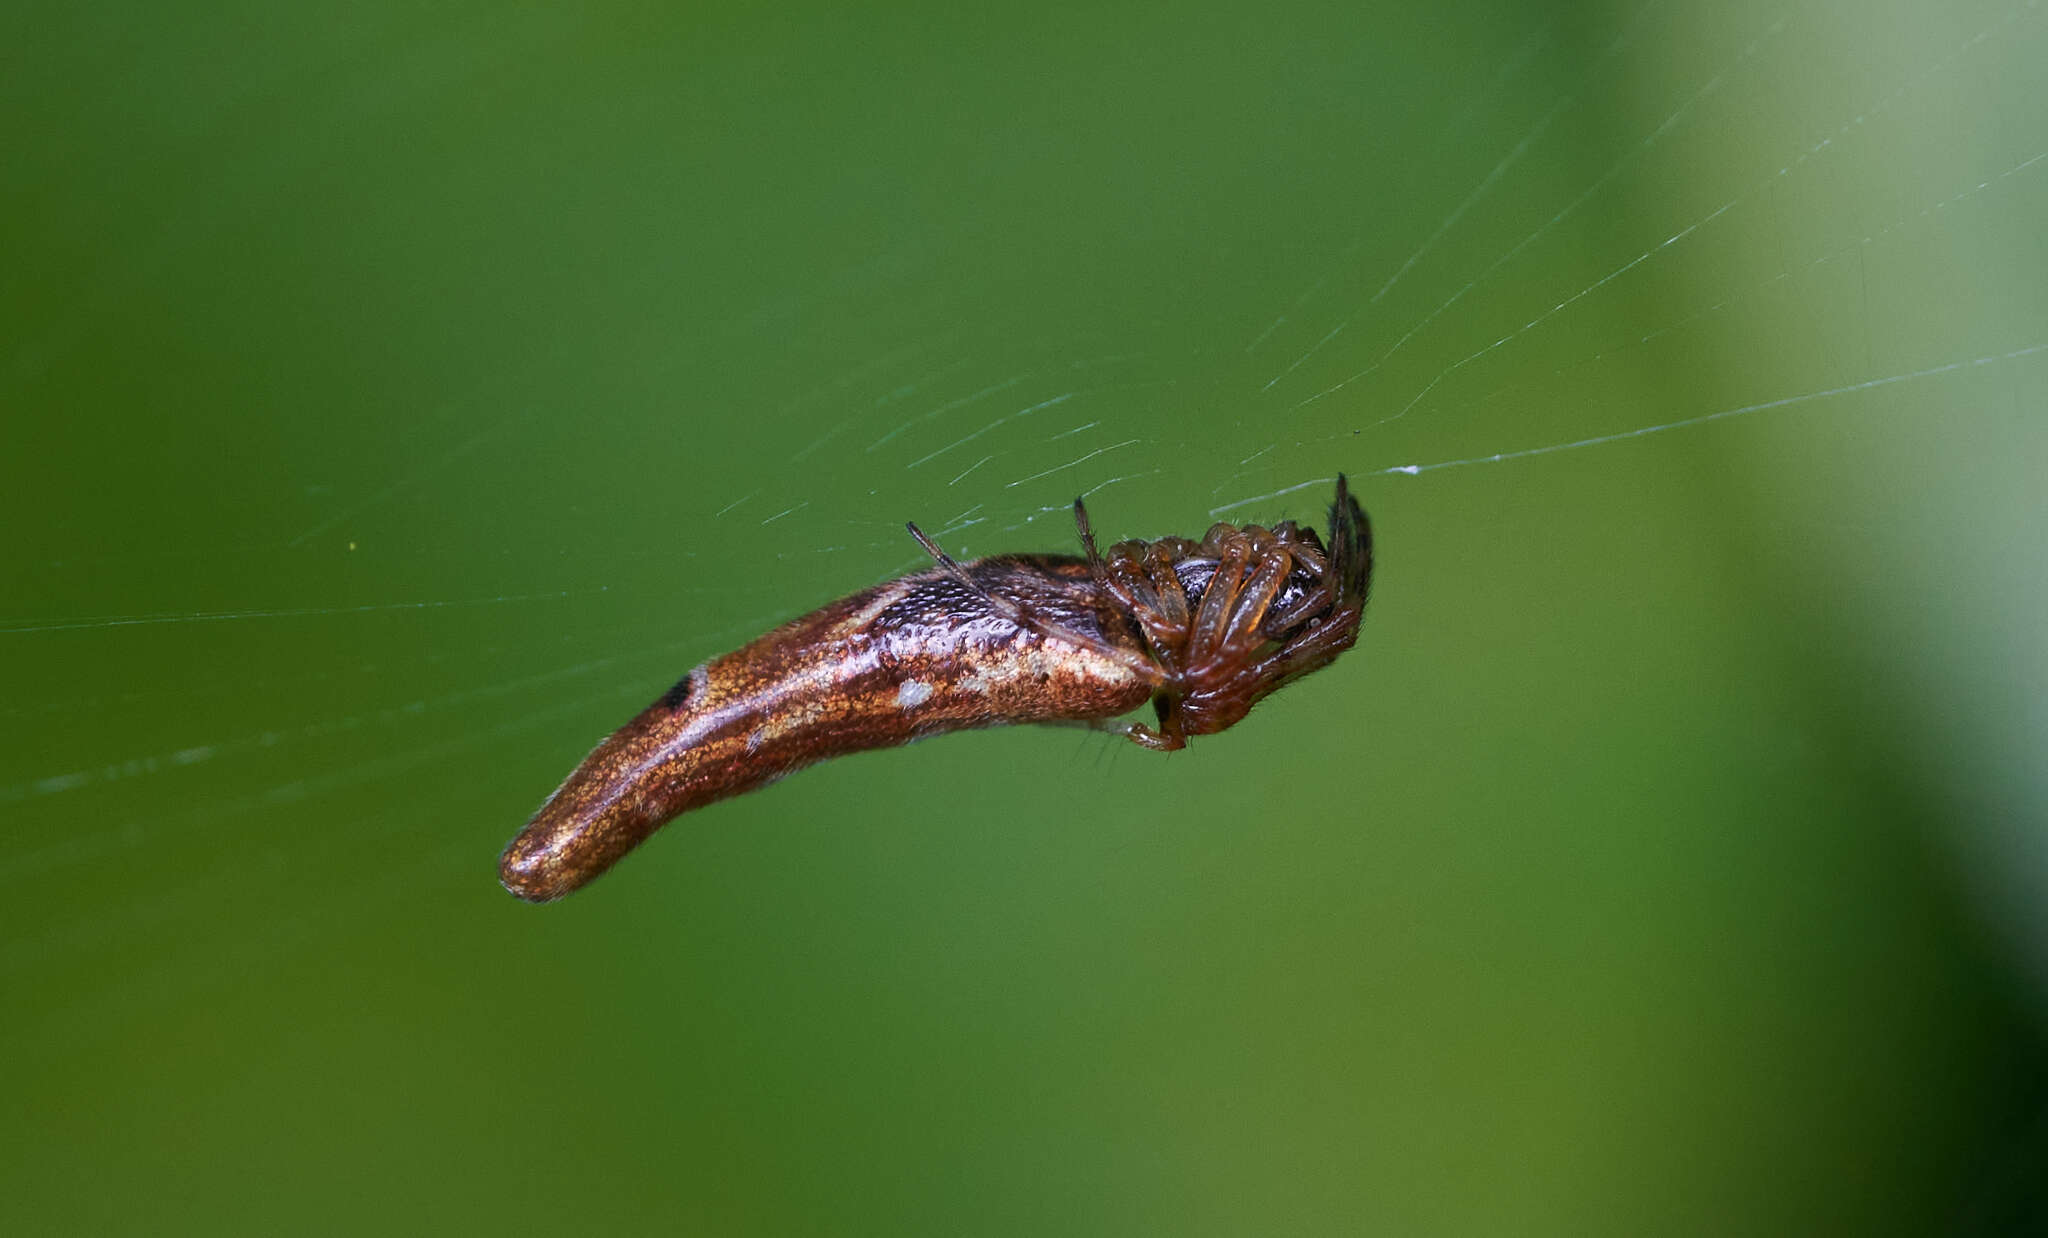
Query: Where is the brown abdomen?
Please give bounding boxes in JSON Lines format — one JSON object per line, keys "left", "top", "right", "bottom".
{"left": 498, "top": 561, "right": 1152, "bottom": 901}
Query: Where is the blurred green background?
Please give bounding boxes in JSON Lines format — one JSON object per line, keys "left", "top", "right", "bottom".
{"left": 6, "top": 0, "right": 2046, "bottom": 1233}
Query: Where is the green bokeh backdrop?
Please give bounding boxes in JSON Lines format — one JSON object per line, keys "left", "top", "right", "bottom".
{"left": 6, "top": 1, "right": 2046, "bottom": 1234}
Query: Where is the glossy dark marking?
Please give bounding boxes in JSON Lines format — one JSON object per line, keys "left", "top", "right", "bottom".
{"left": 499, "top": 477, "right": 1372, "bottom": 902}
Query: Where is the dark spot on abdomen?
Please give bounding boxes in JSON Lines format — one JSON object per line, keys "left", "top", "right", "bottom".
{"left": 658, "top": 673, "right": 695, "bottom": 711}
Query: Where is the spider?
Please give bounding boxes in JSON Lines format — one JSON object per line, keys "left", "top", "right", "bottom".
{"left": 499, "top": 476, "right": 1372, "bottom": 901}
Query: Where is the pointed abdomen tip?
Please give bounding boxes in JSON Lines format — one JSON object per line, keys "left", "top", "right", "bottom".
{"left": 498, "top": 832, "right": 578, "bottom": 903}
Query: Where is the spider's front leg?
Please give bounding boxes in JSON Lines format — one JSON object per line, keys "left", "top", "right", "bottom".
{"left": 1166, "top": 535, "right": 1316, "bottom": 736}
{"left": 1183, "top": 598, "right": 1364, "bottom": 735}
{"left": 1185, "top": 539, "right": 1296, "bottom": 679}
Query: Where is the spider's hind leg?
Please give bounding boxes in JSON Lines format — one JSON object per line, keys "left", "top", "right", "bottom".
{"left": 1090, "top": 694, "right": 1187, "bottom": 751}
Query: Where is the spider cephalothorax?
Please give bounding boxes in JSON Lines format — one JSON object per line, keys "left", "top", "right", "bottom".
{"left": 1081, "top": 475, "right": 1372, "bottom": 748}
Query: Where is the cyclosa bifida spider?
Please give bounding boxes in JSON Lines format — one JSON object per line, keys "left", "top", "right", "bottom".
{"left": 499, "top": 476, "right": 1372, "bottom": 902}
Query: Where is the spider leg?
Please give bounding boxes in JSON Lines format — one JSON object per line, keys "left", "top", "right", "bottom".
{"left": 1097, "top": 554, "right": 1148, "bottom": 614}
{"left": 1072, "top": 497, "right": 1103, "bottom": 572}
{"left": 1264, "top": 587, "right": 1331, "bottom": 636}
{"left": 1133, "top": 693, "right": 1190, "bottom": 750}
{"left": 1327, "top": 473, "right": 1373, "bottom": 607}
{"left": 1094, "top": 715, "right": 1186, "bottom": 751}
{"left": 1187, "top": 532, "right": 1310, "bottom": 676}
{"left": 1185, "top": 538, "right": 1250, "bottom": 672}
{"left": 1220, "top": 601, "right": 1363, "bottom": 699}
{"left": 1042, "top": 690, "right": 1187, "bottom": 751}
{"left": 1284, "top": 539, "right": 1328, "bottom": 575}
{"left": 1142, "top": 542, "right": 1192, "bottom": 632}
{"left": 904, "top": 521, "right": 1163, "bottom": 684}
{"left": 1263, "top": 545, "right": 1335, "bottom": 635}
{"left": 1132, "top": 543, "right": 1196, "bottom": 671}
{"left": 1187, "top": 544, "right": 1292, "bottom": 679}
{"left": 1106, "top": 556, "right": 1184, "bottom": 669}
